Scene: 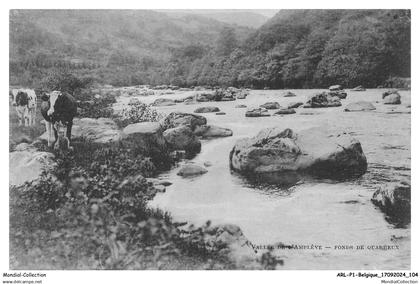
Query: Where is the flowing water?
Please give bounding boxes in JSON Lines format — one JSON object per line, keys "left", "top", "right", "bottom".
{"left": 117, "top": 89, "right": 411, "bottom": 269}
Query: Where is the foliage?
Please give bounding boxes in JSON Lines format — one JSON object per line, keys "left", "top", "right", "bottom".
{"left": 115, "top": 101, "right": 164, "bottom": 128}
{"left": 76, "top": 91, "right": 117, "bottom": 119}
{"left": 10, "top": 10, "right": 411, "bottom": 89}
{"left": 39, "top": 69, "right": 93, "bottom": 94}
{"left": 9, "top": 140, "right": 232, "bottom": 269}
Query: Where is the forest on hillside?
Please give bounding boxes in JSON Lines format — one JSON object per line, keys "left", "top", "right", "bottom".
{"left": 10, "top": 9, "right": 410, "bottom": 89}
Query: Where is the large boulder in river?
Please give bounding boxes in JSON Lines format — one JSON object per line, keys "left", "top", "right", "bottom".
{"left": 344, "top": 101, "right": 376, "bottom": 112}
{"left": 382, "top": 90, "right": 401, "bottom": 105}
{"left": 201, "top": 224, "right": 258, "bottom": 267}
{"left": 329, "top": 85, "right": 343, "bottom": 91}
{"left": 194, "top": 125, "right": 233, "bottom": 138}
{"left": 194, "top": 106, "right": 220, "bottom": 113}
{"left": 236, "top": 91, "right": 248, "bottom": 99}
{"left": 161, "top": 112, "right": 207, "bottom": 131}
{"left": 151, "top": 98, "right": 176, "bottom": 106}
{"left": 40, "top": 117, "right": 123, "bottom": 144}
{"left": 329, "top": 90, "right": 347, "bottom": 99}
{"left": 382, "top": 89, "right": 399, "bottom": 99}
{"left": 10, "top": 150, "right": 56, "bottom": 187}
{"left": 260, "top": 102, "right": 280, "bottom": 109}
{"left": 288, "top": 102, "right": 303, "bottom": 109}
{"left": 122, "top": 122, "right": 167, "bottom": 154}
{"left": 304, "top": 92, "right": 342, "bottom": 108}
{"left": 351, "top": 85, "right": 366, "bottom": 91}
{"left": 283, "top": 91, "right": 296, "bottom": 97}
{"left": 229, "top": 127, "right": 367, "bottom": 178}
{"left": 245, "top": 108, "right": 270, "bottom": 117}
{"left": 177, "top": 164, "right": 208, "bottom": 177}
{"left": 371, "top": 181, "right": 410, "bottom": 223}
{"left": 163, "top": 126, "right": 201, "bottom": 154}
{"left": 274, "top": 108, "right": 296, "bottom": 115}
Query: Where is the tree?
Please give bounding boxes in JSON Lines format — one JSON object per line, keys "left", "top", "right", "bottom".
{"left": 216, "top": 27, "right": 238, "bottom": 56}
{"left": 40, "top": 69, "right": 93, "bottom": 94}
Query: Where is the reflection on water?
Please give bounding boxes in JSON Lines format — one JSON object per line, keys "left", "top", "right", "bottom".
{"left": 122, "top": 88, "right": 410, "bottom": 269}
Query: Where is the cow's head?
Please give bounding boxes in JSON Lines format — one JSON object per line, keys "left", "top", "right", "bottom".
{"left": 15, "top": 91, "right": 29, "bottom": 107}
{"left": 46, "top": 91, "right": 62, "bottom": 116}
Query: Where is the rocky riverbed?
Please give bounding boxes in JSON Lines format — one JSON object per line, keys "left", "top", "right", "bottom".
{"left": 10, "top": 86, "right": 411, "bottom": 269}
{"left": 135, "top": 87, "right": 410, "bottom": 269}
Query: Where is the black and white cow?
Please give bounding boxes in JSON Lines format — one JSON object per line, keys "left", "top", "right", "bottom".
{"left": 10, "top": 88, "right": 37, "bottom": 126}
{"left": 41, "top": 91, "right": 77, "bottom": 149}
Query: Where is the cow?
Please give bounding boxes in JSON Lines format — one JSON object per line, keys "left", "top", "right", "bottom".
{"left": 40, "top": 91, "right": 77, "bottom": 150}
{"left": 10, "top": 88, "right": 37, "bottom": 126}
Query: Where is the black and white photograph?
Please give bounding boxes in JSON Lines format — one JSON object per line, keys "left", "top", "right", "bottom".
{"left": 2, "top": 2, "right": 418, "bottom": 283}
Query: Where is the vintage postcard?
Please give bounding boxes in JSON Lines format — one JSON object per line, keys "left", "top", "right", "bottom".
{"left": 3, "top": 5, "right": 416, "bottom": 284}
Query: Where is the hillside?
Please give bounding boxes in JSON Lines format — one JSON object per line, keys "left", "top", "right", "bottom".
{"left": 10, "top": 9, "right": 410, "bottom": 89}
{"left": 182, "top": 9, "right": 410, "bottom": 88}
{"left": 9, "top": 9, "right": 254, "bottom": 87}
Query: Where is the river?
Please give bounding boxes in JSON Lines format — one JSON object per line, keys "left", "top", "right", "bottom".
{"left": 117, "top": 88, "right": 411, "bottom": 269}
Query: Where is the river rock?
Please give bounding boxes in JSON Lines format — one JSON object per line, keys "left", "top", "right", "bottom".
{"left": 177, "top": 164, "right": 208, "bottom": 177}
{"left": 304, "top": 92, "right": 342, "bottom": 108}
{"left": 344, "top": 101, "right": 376, "bottom": 112}
{"left": 351, "top": 85, "right": 366, "bottom": 91}
{"left": 274, "top": 108, "right": 296, "bottom": 115}
{"left": 371, "top": 181, "right": 410, "bottom": 222}
{"left": 194, "top": 125, "right": 233, "bottom": 138}
{"left": 151, "top": 98, "right": 176, "bottom": 106}
{"left": 287, "top": 102, "right": 303, "bottom": 109}
{"left": 122, "top": 121, "right": 167, "bottom": 153}
{"left": 329, "top": 85, "right": 343, "bottom": 91}
{"left": 184, "top": 99, "right": 198, "bottom": 105}
{"left": 221, "top": 96, "right": 236, "bottom": 101}
{"left": 163, "top": 126, "right": 201, "bottom": 154}
{"left": 14, "top": 142, "right": 37, "bottom": 152}
{"left": 40, "top": 117, "right": 123, "bottom": 144}
{"left": 383, "top": 90, "right": 401, "bottom": 105}
{"left": 196, "top": 93, "right": 215, "bottom": 102}
{"left": 329, "top": 90, "right": 347, "bottom": 99}
{"left": 161, "top": 112, "right": 207, "bottom": 131}
{"left": 245, "top": 108, "right": 270, "bottom": 117}
{"left": 236, "top": 92, "right": 247, "bottom": 100}
{"left": 10, "top": 150, "right": 56, "bottom": 187}
{"left": 283, "top": 91, "right": 296, "bottom": 97}
{"left": 229, "top": 127, "right": 367, "bottom": 178}
{"left": 203, "top": 224, "right": 257, "bottom": 267}
{"left": 382, "top": 89, "right": 399, "bottom": 99}
{"left": 260, "top": 102, "right": 281, "bottom": 109}
{"left": 236, "top": 92, "right": 248, "bottom": 99}
{"left": 194, "top": 106, "right": 220, "bottom": 113}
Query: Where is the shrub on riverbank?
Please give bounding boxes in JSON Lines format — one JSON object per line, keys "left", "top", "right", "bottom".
{"left": 9, "top": 139, "right": 248, "bottom": 269}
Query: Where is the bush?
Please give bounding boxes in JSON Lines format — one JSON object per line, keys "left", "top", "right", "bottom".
{"left": 114, "top": 101, "right": 164, "bottom": 128}
{"left": 77, "top": 90, "right": 117, "bottom": 119}
{"left": 9, "top": 139, "right": 240, "bottom": 269}
{"left": 39, "top": 69, "right": 93, "bottom": 94}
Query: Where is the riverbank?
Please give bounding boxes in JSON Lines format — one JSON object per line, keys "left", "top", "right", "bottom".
{"left": 9, "top": 85, "right": 410, "bottom": 269}
{"left": 9, "top": 89, "right": 280, "bottom": 270}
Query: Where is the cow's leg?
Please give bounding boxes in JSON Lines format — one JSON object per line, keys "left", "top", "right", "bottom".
{"left": 66, "top": 121, "right": 73, "bottom": 149}
{"left": 17, "top": 108, "right": 23, "bottom": 126}
{"left": 46, "top": 121, "right": 52, "bottom": 147}
{"left": 24, "top": 108, "right": 29, "bottom": 127}
{"left": 52, "top": 123, "right": 59, "bottom": 150}
{"left": 29, "top": 109, "right": 34, "bottom": 126}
